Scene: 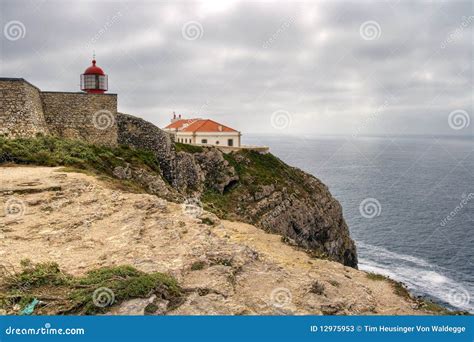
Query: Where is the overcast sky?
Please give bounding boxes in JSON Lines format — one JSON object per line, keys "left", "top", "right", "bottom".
{"left": 0, "top": 0, "right": 472, "bottom": 137}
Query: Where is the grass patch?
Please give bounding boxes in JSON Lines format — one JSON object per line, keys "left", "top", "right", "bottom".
{"left": 365, "top": 273, "right": 411, "bottom": 299}
{"left": 0, "top": 260, "right": 183, "bottom": 315}
{"left": 200, "top": 217, "right": 215, "bottom": 226}
{"left": 210, "top": 258, "right": 233, "bottom": 267}
{"left": 0, "top": 136, "right": 161, "bottom": 181}
{"left": 309, "top": 281, "right": 325, "bottom": 295}
{"left": 175, "top": 143, "right": 204, "bottom": 154}
{"left": 364, "top": 271, "right": 470, "bottom": 315}
{"left": 202, "top": 150, "right": 309, "bottom": 223}
{"left": 365, "top": 273, "right": 388, "bottom": 281}
{"left": 190, "top": 261, "right": 206, "bottom": 271}
{"left": 416, "top": 298, "right": 470, "bottom": 315}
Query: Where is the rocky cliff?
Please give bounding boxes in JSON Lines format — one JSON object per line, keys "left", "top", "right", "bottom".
{"left": 116, "top": 113, "right": 357, "bottom": 267}
{"left": 0, "top": 167, "right": 438, "bottom": 315}
{"left": 0, "top": 112, "right": 357, "bottom": 267}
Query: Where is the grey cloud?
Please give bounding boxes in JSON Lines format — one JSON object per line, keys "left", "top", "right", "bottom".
{"left": 0, "top": 0, "right": 472, "bottom": 137}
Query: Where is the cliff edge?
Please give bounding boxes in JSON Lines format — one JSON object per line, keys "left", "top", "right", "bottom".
{"left": 0, "top": 167, "right": 434, "bottom": 315}
{"left": 116, "top": 113, "right": 357, "bottom": 267}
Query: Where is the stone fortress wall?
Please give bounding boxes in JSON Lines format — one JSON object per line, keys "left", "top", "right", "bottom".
{"left": 0, "top": 78, "right": 118, "bottom": 146}
{"left": 0, "top": 78, "right": 49, "bottom": 137}
{"left": 41, "top": 91, "right": 117, "bottom": 146}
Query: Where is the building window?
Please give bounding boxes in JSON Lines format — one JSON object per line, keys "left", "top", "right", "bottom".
{"left": 81, "top": 74, "right": 107, "bottom": 90}
{"left": 201, "top": 139, "right": 207, "bottom": 144}
{"left": 228, "top": 139, "right": 233, "bottom": 146}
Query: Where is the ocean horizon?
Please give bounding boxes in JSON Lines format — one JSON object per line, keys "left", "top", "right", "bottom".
{"left": 243, "top": 134, "right": 473, "bottom": 313}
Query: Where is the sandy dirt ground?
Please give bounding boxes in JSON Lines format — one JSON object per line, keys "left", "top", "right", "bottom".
{"left": 0, "top": 166, "right": 431, "bottom": 315}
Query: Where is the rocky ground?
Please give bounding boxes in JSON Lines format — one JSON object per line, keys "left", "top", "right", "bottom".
{"left": 0, "top": 166, "right": 436, "bottom": 315}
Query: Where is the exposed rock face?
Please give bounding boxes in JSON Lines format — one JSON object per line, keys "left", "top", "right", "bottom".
{"left": 116, "top": 112, "right": 175, "bottom": 183}
{"left": 256, "top": 176, "right": 357, "bottom": 268}
{"left": 113, "top": 163, "right": 176, "bottom": 200}
{"left": 0, "top": 167, "right": 427, "bottom": 315}
{"left": 173, "top": 152, "right": 203, "bottom": 194}
{"left": 187, "top": 149, "right": 239, "bottom": 195}
{"left": 116, "top": 113, "right": 357, "bottom": 267}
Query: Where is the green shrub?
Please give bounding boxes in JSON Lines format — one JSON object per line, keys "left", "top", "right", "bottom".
{"left": 0, "top": 261, "right": 183, "bottom": 315}
{"left": 190, "top": 261, "right": 206, "bottom": 271}
{"left": 0, "top": 136, "right": 161, "bottom": 175}
{"left": 175, "top": 143, "right": 204, "bottom": 154}
{"left": 309, "top": 281, "right": 325, "bottom": 295}
{"left": 365, "top": 273, "right": 387, "bottom": 281}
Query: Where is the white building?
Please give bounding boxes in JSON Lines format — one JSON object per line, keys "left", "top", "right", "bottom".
{"left": 163, "top": 114, "right": 241, "bottom": 147}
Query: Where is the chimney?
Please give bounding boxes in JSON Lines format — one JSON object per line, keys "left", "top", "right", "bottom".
{"left": 171, "top": 111, "right": 177, "bottom": 123}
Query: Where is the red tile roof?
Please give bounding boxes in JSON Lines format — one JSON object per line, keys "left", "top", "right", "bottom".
{"left": 165, "top": 119, "right": 238, "bottom": 133}
{"left": 165, "top": 119, "right": 197, "bottom": 130}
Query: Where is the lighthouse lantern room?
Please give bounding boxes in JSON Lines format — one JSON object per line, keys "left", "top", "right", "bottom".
{"left": 80, "top": 58, "right": 108, "bottom": 94}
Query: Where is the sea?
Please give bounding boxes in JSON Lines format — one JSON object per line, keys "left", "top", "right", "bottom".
{"left": 243, "top": 134, "right": 473, "bottom": 313}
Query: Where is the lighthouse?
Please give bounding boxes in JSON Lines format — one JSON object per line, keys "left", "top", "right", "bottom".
{"left": 80, "top": 57, "right": 108, "bottom": 94}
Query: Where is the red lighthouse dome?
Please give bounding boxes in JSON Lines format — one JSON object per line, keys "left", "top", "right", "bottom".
{"left": 80, "top": 58, "right": 108, "bottom": 94}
